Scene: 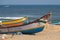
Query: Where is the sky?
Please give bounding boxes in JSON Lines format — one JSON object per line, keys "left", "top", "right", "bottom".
{"left": 0, "top": 0, "right": 60, "bottom": 5}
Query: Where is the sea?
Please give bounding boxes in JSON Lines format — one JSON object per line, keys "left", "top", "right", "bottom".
{"left": 0, "top": 5, "right": 60, "bottom": 24}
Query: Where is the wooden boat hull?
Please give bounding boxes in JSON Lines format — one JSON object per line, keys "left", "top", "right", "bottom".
{"left": 0, "top": 23, "right": 44, "bottom": 34}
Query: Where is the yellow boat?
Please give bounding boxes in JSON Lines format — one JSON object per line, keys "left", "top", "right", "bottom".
{"left": 0, "top": 16, "right": 28, "bottom": 25}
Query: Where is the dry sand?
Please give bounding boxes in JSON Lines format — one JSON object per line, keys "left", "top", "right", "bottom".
{"left": 0, "top": 23, "right": 60, "bottom": 40}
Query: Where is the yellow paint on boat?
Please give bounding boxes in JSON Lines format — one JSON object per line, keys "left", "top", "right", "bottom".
{"left": 0, "top": 17, "right": 27, "bottom": 25}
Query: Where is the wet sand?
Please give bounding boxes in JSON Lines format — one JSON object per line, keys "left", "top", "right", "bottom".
{"left": 0, "top": 23, "right": 60, "bottom": 40}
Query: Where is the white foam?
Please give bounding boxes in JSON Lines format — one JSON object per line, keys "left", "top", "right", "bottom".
{"left": 0, "top": 17, "right": 23, "bottom": 19}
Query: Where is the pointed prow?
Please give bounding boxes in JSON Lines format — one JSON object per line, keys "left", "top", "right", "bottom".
{"left": 39, "top": 12, "right": 52, "bottom": 23}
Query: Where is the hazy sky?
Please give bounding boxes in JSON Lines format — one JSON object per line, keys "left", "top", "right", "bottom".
{"left": 0, "top": 0, "right": 60, "bottom": 5}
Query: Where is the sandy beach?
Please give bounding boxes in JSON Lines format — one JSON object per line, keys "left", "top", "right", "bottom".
{"left": 0, "top": 23, "right": 60, "bottom": 40}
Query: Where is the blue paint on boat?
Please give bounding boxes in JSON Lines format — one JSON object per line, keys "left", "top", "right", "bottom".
{"left": 21, "top": 26, "right": 44, "bottom": 34}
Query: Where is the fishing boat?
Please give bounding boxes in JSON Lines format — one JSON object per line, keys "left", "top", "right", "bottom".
{"left": 0, "top": 12, "right": 52, "bottom": 34}
{"left": 0, "top": 16, "right": 28, "bottom": 25}
{"left": 0, "top": 17, "right": 27, "bottom": 25}
{"left": 0, "top": 22, "right": 44, "bottom": 34}
{"left": 0, "top": 16, "right": 28, "bottom": 27}
{"left": 0, "top": 16, "right": 30, "bottom": 28}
